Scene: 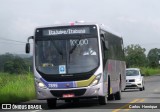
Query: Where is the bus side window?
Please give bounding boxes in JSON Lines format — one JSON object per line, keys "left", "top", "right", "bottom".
{"left": 103, "top": 41, "right": 108, "bottom": 61}
{"left": 101, "top": 39, "right": 105, "bottom": 59}
{"left": 101, "top": 39, "right": 108, "bottom": 62}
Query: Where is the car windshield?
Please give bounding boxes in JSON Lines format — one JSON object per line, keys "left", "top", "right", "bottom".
{"left": 35, "top": 37, "right": 99, "bottom": 75}
{"left": 126, "top": 70, "right": 140, "bottom": 76}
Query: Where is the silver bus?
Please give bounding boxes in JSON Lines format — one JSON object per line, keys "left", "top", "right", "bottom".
{"left": 26, "top": 22, "right": 126, "bottom": 108}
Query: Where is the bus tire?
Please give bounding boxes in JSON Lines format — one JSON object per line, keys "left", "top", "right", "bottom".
{"left": 98, "top": 96, "right": 107, "bottom": 105}
{"left": 115, "top": 81, "right": 121, "bottom": 100}
{"left": 47, "top": 99, "right": 57, "bottom": 109}
{"left": 108, "top": 94, "right": 114, "bottom": 100}
{"left": 107, "top": 76, "right": 114, "bottom": 100}
{"left": 114, "top": 91, "right": 121, "bottom": 100}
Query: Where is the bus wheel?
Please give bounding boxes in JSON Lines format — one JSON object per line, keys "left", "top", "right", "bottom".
{"left": 114, "top": 91, "right": 121, "bottom": 100}
{"left": 98, "top": 96, "right": 107, "bottom": 105}
{"left": 115, "top": 78, "right": 122, "bottom": 100}
{"left": 47, "top": 99, "right": 57, "bottom": 109}
{"left": 108, "top": 94, "right": 114, "bottom": 100}
{"left": 114, "top": 84, "right": 121, "bottom": 100}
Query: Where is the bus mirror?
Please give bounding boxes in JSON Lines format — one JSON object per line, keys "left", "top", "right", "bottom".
{"left": 26, "top": 43, "right": 30, "bottom": 53}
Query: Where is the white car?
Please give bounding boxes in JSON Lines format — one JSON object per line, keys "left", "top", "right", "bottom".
{"left": 125, "top": 68, "right": 145, "bottom": 91}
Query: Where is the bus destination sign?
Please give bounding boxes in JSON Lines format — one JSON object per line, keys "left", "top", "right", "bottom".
{"left": 43, "top": 27, "right": 90, "bottom": 36}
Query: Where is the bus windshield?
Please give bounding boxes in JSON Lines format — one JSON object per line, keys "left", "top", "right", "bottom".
{"left": 35, "top": 37, "right": 99, "bottom": 75}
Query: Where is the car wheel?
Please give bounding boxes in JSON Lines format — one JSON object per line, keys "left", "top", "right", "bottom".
{"left": 139, "top": 88, "right": 143, "bottom": 91}
{"left": 143, "top": 86, "right": 145, "bottom": 90}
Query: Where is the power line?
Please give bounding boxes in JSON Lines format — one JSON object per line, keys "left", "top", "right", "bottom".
{"left": 0, "top": 37, "right": 33, "bottom": 45}
{"left": 0, "top": 41, "right": 25, "bottom": 45}
{"left": 0, "top": 37, "right": 26, "bottom": 43}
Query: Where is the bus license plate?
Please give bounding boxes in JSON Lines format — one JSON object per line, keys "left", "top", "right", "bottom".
{"left": 63, "top": 94, "right": 75, "bottom": 98}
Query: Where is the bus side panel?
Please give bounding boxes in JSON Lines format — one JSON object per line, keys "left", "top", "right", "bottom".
{"left": 106, "top": 59, "right": 126, "bottom": 94}
{"left": 121, "top": 61, "right": 126, "bottom": 90}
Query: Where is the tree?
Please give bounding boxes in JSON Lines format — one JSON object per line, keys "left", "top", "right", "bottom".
{"left": 124, "top": 44, "right": 147, "bottom": 67}
{"left": 13, "top": 56, "right": 28, "bottom": 74}
{"left": 0, "top": 53, "right": 14, "bottom": 72}
{"left": 4, "top": 61, "right": 14, "bottom": 74}
{"left": 147, "top": 48, "right": 160, "bottom": 68}
{"left": 1, "top": 53, "right": 32, "bottom": 74}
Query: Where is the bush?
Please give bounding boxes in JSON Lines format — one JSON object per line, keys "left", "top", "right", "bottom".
{"left": 0, "top": 73, "right": 35, "bottom": 103}
{"left": 139, "top": 67, "right": 160, "bottom": 76}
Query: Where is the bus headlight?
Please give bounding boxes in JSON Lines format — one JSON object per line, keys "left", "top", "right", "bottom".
{"left": 90, "top": 74, "right": 101, "bottom": 86}
{"left": 38, "top": 82, "right": 45, "bottom": 88}
{"left": 35, "top": 78, "right": 47, "bottom": 89}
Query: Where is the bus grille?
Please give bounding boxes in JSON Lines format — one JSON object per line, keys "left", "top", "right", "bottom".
{"left": 50, "top": 89, "right": 86, "bottom": 97}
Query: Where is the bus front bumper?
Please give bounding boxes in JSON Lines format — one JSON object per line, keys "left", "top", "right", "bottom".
{"left": 36, "top": 83, "right": 104, "bottom": 100}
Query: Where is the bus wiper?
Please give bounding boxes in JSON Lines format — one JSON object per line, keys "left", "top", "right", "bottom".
{"left": 69, "top": 39, "right": 80, "bottom": 54}
{"left": 69, "top": 45, "right": 77, "bottom": 54}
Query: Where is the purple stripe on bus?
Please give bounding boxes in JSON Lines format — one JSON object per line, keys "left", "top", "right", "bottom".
{"left": 40, "top": 78, "right": 76, "bottom": 89}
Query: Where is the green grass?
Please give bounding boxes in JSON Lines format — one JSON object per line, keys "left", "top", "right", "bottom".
{"left": 0, "top": 73, "right": 36, "bottom": 103}
{"left": 138, "top": 67, "right": 160, "bottom": 76}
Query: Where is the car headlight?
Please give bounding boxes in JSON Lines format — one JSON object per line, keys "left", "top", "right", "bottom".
{"left": 135, "top": 78, "right": 141, "bottom": 82}
{"left": 90, "top": 74, "right": 101, "bottom": 86}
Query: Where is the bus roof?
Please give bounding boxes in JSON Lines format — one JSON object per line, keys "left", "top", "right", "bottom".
{"left": 35, "top": 21, "right": 97, "bottom": 28}
{"left": 35, "top": 21, "right": 122, "bottom": 37}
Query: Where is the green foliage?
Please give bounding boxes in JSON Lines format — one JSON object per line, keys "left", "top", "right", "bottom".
{"left": 124, "top": 44, "right": 147, "bottom": 67}
{"left": 0, "top": 53, "right": 14, "bottom": 72}
{"left": 0, "top": 53, "right": 32, "bottom": 74}
{"left": 147, "top": 48, "right": 160, "bottom": 68}
{"left": 139, "top": 67, "right": 160, "bottom": 76}
{"left": 0, "top": 72, "right": 35, "bottom": 103}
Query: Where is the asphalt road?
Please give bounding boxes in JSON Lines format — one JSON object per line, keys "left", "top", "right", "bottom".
{"left": 26, "top": 75, "right": 160, "bottom": 112}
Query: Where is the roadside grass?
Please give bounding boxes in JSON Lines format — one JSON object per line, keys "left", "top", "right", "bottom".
{"left": 139, "top": 67, "right": 160, "bottom": 76}
{"left": 0, "top": 72, "right": 36, "bottom": 103}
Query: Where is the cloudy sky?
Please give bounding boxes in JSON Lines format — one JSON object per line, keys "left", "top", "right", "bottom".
{"left": 0, "top": 0, "right": 160, "bottom": 54}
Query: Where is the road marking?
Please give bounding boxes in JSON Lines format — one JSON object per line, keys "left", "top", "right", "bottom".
{"left": 112, "top": 99, "right": 140, "bottom": 112}
{"left": 138, "top": 99, "right": 145, "bottom": 103}
{"left": 123, "top": 99, "right": 145, "bottom": 111}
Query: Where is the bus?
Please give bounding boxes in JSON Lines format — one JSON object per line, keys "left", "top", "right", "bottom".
{"left": 25, "top": 22, "right": 126, "bottom": 108}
